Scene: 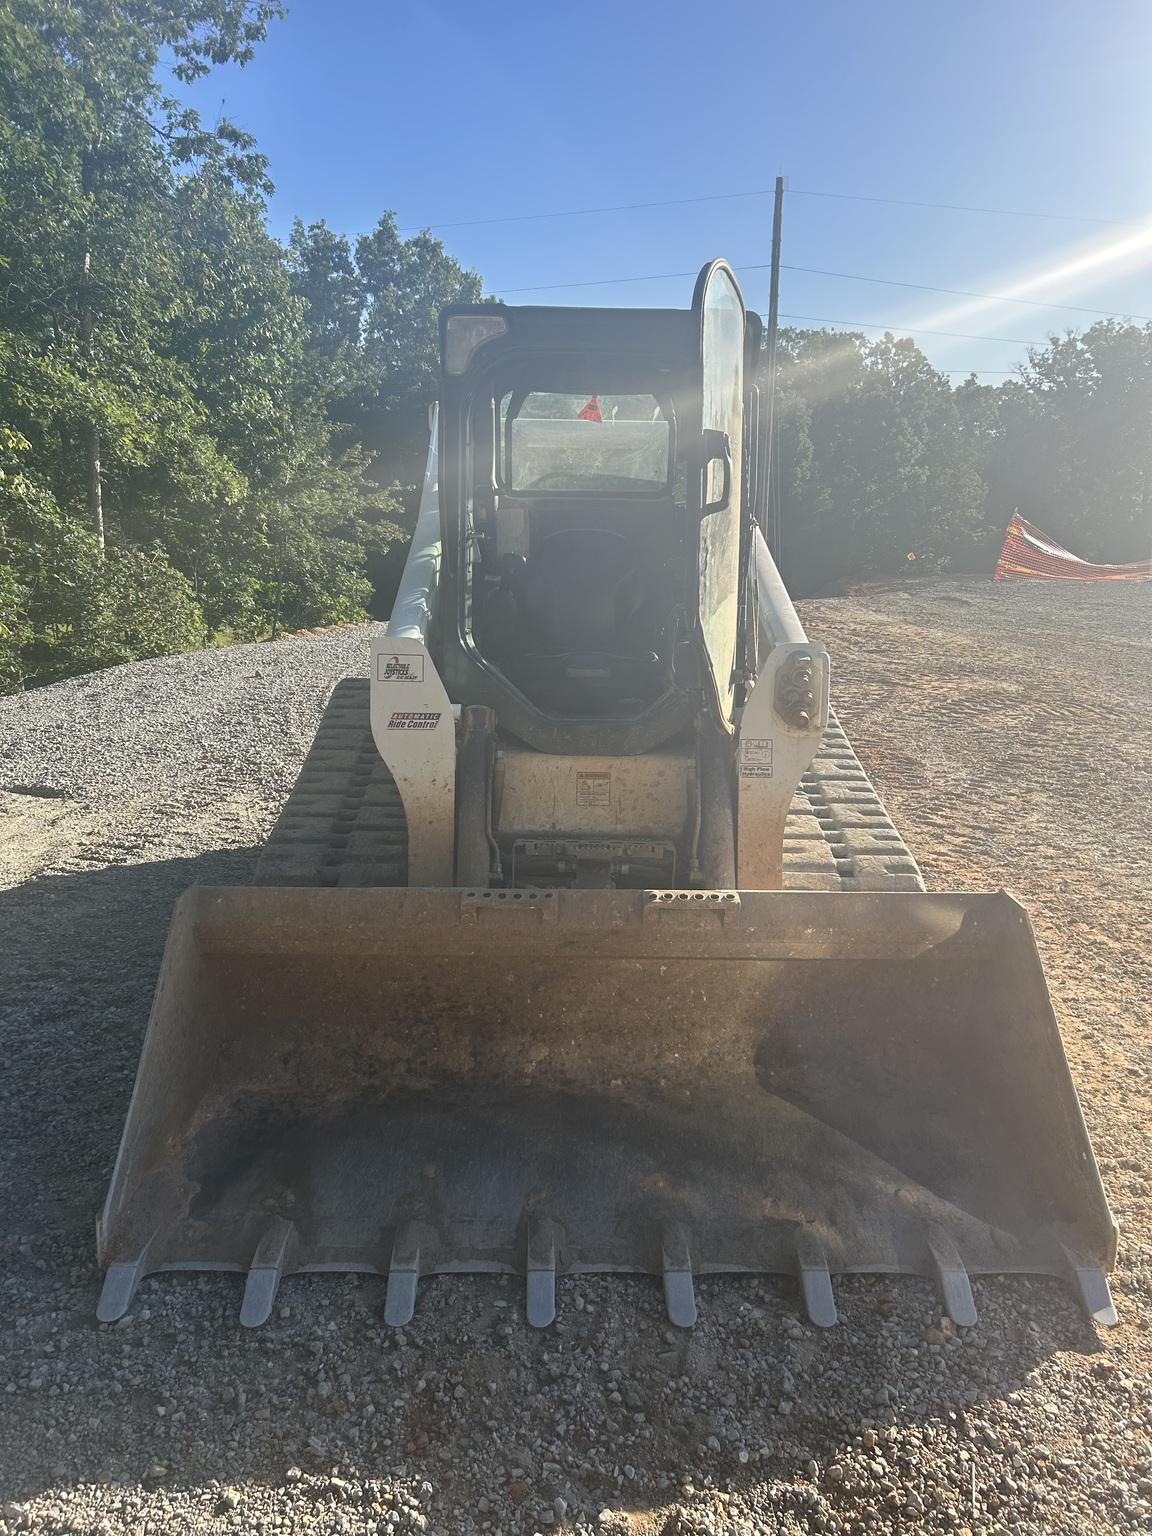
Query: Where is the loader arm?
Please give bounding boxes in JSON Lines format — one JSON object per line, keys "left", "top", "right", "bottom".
{"left": 369, "top": 416, "right": 455, "bottom": 885}
{"left": 734, "top": 526, "right": 828, "bottom": 888}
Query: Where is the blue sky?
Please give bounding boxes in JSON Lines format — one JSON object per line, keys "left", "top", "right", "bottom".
{"left": 177, "top": 0, "right": 1152, "bottom": 380}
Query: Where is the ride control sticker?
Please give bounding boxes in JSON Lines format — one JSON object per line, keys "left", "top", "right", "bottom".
{"left": 740, "top": 739, "right": 774, "bottom": 778}
{"left": 576, "top": 771, "right": 611, "bottom": 807}
{"left": 377, "top": 653, "right": 424, "bottom": 683}
{"left": 387, "top": 711, "right": 441, "bottom": 731}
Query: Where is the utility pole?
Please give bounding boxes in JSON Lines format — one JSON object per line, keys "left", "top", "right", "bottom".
{"left": 763, "top": 175, "right": 784, "bottom": 554}
{"left": 80, "top": 145, "right": 104, "bottom": 552}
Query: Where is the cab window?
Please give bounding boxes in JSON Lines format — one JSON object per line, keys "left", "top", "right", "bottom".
{"left": 498, "top": 391, "right": 670, "bottom": 493}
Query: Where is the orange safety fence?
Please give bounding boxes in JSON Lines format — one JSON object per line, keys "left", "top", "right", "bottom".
{"left": 994, "top": 514, "right": 1151, "bottom": 582}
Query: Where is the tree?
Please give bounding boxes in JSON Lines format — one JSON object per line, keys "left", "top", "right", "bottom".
{"left": 287, "top": 218, "right": 363, "bottom": 365}
{"left": 1, "top": 0, "right": 411, "bottom": 681}
{"left": 0, "top": 0, "right": 283, "bottom": 548}
{"left": 0, "top": 423, "right": 205, "bottom": 690}
{"left": 1004, "top": 324, "right": 1152, "bottom": 563}
{"left": 770, "top": 329, "right": 989, "bottom": 594}
{"left": 290, "top": 214, "right": 483, "bottom": 496}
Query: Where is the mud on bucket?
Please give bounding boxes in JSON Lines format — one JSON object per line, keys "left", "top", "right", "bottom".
{"left": 96, "top": 886, "right": 1117, "bottom": 1328}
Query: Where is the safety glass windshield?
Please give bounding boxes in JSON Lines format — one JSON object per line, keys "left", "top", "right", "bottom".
{"left": 500, "top": 392, "right": 670, "bottom": 493}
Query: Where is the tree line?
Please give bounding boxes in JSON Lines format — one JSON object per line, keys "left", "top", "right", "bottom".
{"left": 0, "top": 0, "right": 479, "bottom": 692}
{"left": 2, "top": 2, "right": 1149, "bottom": 693}
{"left": 771, "top": 323, "right": 1152, "bottom": 596}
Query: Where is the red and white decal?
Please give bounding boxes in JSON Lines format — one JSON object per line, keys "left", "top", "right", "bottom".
{"left": 377, "top": 654, "right": 425, "bottom": 682}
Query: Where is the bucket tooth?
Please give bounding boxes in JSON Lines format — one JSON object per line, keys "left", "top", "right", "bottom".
{"left": 384, "top": 1225, "right": 421, "bottom": 1327}
{"left": 661, "top": 1227, "right": 697, "bottom": 1329}
{"left": 1061, "top": 1245, "right": 1118, "bottom": 1327}
{"left": 795, "top": 1229, "right": 838, "bottom": 1327}
{"left": 239, "top": 1218, "right": 296, "bottom": 1328}
{"left": 925, "top": 1227, "right": 978, "bottom": 1328}
{"left": 96, "top": 1236, "right": 155, "bottom": 1323}
{"left": 526, "top": 1218, "right": 557, "bottom": 1328}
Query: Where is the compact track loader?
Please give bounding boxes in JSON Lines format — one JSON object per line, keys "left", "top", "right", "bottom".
{"left": 97, "top": 262, "right": 1117, "bottom": 1331}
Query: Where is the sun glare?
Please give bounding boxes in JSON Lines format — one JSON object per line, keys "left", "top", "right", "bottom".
{"left": 908, "top": 215, "right": 1152, "bottom": 336}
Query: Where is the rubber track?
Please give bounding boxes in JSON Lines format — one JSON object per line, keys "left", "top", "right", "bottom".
{"left": 256, "top": 683, "right": 922, "bottom": 893}
{"left": 783, "top": 707, "right": 925, "bottom": 892}
{"left": 254, "top": 679, "right": 407, "bottom": 887}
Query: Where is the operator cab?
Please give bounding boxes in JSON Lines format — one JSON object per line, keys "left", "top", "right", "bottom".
{"left": 435, "top": 266, "right": 763, "bottom": 756}
{"left": 473, "top": 387, "right": 678, "bottom": 717}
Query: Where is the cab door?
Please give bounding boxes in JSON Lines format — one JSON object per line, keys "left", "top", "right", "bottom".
{"left": 692, "top": 260, "right": 746, "bottom": 728}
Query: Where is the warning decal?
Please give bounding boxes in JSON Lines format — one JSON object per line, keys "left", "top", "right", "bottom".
{"left": 740, "top": 739, "right": 774, "bottom": 778}
{"left": 576, "top": 771, "right": 611, "bottom": 808}
{"left": 387, "top": 711, "right": 441, "bottom": 731}
{"left": 377, "top": 653, "right": 424, "bottom": 683}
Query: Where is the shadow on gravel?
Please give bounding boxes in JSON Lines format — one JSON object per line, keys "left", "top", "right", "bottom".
{"left": 0, "top": 849, "right": 259, "bottom": 1237}
{"left": 0, "top": 850, "right": 1110, "bottom": 1521}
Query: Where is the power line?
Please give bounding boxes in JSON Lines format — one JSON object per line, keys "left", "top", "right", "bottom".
{"left": 779, "top": 312, "right": 1041, "bottom": 345}
{"left": 788, "top": 187, "right": 1122, "bottom": 226}
{"left": 493, "top": 271, "right": 1043, "bottom": 345}
{"left": 497, "top": 262, "right": 1151, "bottom": 325}
{"left": 399, "top": 183, "right": 1129, "bottom": 236}
{"left": 498, "top": 262, "right": 1152, "bottom": 326}
{"left": 781, "top": 264, "right": 1152, "bottom": 323}
{"left": 496, "top": 268, "right": 703, "bottom": 295}
{"left": 398, "top": 188, "right": 776, "bottom": 234}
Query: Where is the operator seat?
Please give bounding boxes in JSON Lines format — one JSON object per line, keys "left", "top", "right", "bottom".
{"left": 520, "top": 528, "right": 647, "bottom": 653}
{"left": 494, "top": 527, "right": 665, "bottom": 715}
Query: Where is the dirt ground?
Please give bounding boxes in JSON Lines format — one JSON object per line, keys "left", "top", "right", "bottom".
{"left": 0, "top": 579, "right": 1149, "bottom": 1536}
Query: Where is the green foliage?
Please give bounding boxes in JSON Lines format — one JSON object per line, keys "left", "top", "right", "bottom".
{"left": 771, "top": 322, "right": 1152, "bottom": 592}
{"left": 975, "top": 323, "right": 1152, "bottom": 565}
{"left": 289, "top": 215, "right": 482, "bottom": 493}
{"left": 50, "top": 543, "right": 207, "bottom": 683}
{"left": 0, "top": 426, "right": 205, "bottom": 690}
{"left": 0, "top": 0, "right": 416, "bottom": 691}
{"left": 773, "top": 330, "right": 988, "bottom": 593}
{"left": 0, "top": 555, "right": 31, "bottom": 692}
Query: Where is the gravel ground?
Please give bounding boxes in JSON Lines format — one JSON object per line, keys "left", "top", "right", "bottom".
{"left": 1, "top": 584, "right": 1149, "bottom": 1536}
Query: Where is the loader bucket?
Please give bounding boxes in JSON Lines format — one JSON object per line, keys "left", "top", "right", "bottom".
{"left": 97, "top": 886, "right": 1117, "bottom": 1329}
